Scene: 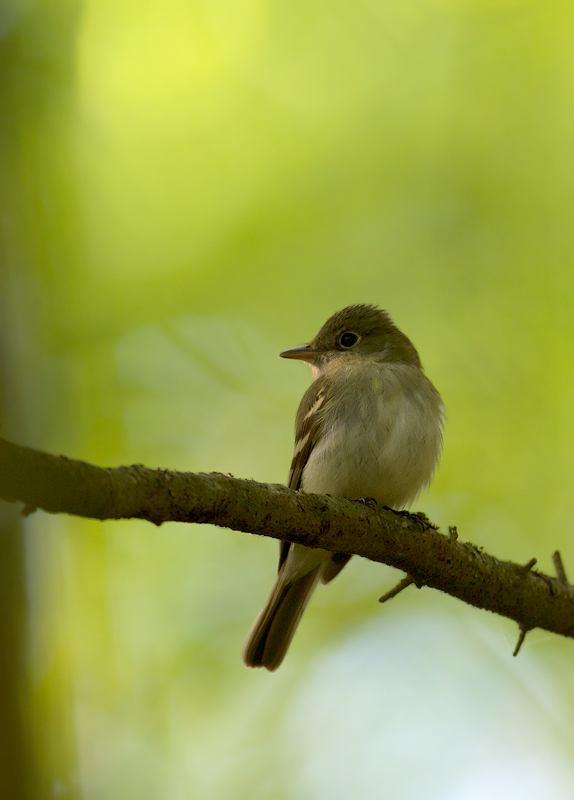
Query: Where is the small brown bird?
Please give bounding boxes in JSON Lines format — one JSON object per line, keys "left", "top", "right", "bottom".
{"left": 243, "top": 304, "right": 444, "bottom": 670}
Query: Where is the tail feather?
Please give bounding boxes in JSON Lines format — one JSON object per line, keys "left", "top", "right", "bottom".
{"left": 242, "top": 566, "right": 322, "bottom": 671}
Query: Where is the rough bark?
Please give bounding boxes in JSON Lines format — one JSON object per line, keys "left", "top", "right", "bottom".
{"left": 1, "top": 436, "right": 573, "bottom": 649}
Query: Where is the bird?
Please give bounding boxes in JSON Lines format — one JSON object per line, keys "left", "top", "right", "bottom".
{"left": 242, "top": 304, "right": 444, "bottom": 671}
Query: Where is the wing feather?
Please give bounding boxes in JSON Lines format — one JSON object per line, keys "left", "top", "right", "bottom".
{"left": 278, "top": 377, "right": 329, "bottom": 571}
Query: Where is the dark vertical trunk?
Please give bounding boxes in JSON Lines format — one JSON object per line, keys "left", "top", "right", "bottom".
{"left": 0, "top": 2, "right": 84, "bottom": 796}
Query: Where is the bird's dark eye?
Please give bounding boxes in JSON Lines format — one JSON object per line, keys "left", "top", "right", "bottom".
{"left": 339, "top": 332, "right": 359, "bottom": 349}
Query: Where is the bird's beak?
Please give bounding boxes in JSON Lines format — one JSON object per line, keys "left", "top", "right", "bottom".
{"left": 279, "top": 344, "right": 318, "bottom": 361}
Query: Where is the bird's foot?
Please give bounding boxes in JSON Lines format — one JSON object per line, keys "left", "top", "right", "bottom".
{"left": 356, "top": 497, "right": 378, "bottom": 510}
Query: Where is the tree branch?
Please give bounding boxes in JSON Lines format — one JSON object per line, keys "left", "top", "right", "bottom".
{"left": 1, "top": 436, "right": 574, "bottom": 646}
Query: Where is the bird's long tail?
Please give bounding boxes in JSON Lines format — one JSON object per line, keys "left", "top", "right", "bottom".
{"left": 242, "top": 565, "right": 322, "bottom": 671}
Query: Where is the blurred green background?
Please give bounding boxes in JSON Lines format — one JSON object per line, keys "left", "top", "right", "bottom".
{"left": 2, "top": 0, "right": 574, "bottom": 797}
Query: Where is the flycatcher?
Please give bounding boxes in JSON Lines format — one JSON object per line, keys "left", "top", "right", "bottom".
{"left": 243, "top": 304, "right": 444, "bottom": 671}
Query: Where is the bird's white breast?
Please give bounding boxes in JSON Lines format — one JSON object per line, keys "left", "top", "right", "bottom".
{"left": 300, "top": 363, "right": 443, "bottom": 508}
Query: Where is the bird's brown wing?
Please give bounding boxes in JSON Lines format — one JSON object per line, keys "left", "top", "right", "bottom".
{"left": 278, "top": 377, "right": 329, "bottom": 572}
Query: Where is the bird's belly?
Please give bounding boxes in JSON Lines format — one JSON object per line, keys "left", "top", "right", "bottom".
{"left": 300, "top": 393, "right": 441, "bottom": 508}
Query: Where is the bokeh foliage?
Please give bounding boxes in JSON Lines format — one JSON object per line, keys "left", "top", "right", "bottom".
{"left": 2, "top": 0, "right": 574, "bottom": 797}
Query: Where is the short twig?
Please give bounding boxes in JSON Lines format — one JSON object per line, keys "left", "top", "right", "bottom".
{"left": 449, "top": 526, "right": 458, "bottom": 541}
{"left": 513, "top": 624, "right": 529, "bottom": 657}
{"left": 379, "top": 575, "right": 415, "bottom": 604}
{"left": 520, "top": 557, "right": 537, "bottom": 574}
{"left": 553, "top": 551, "right": 568, "bottom": 585}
